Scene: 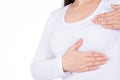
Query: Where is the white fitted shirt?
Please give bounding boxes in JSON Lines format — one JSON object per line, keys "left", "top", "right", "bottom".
{"left": 30, "top": 0, "right": 120, "bottom": 80}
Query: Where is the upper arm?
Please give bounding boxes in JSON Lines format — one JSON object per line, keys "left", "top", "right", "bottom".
{"left": 31, "top": 14, "right": 55, "bottom": 63}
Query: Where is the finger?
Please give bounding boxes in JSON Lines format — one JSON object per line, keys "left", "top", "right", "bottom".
{"left": 111, "top": 4, "right": 120, "bottom": 10}
{"left": 93, "top": 14, "right": 114, "bottom": 22}
{"left": 95, "top": 20, "right": 116, "bottom": 25}
{"left": 95, "top": 16, "right": 113, "bottom": 22}
{"left": 89, "top": 66, "right": 99, "bottom": 71}
{"left": 70, "top": 39, "right": 83, "bottom": 51}
{"left": 105, "top": 20, "right": 120, "bottom": 24}
{"left": 102, "top": 24, "right": 120, "bottom": 30}
{"left": 102, "top": 24, "right": 113, "bottom": 28}
{"left": 93, "top": 18, "right": 120, "bottom": 25}
{"left": 82, "top": 66, "right": 99, "bottom": 72}
{"left": 93, "top": 18, "right": 110, "bottom": 24}
{"left": 85, "top": 57, "right": 108, "bottom": 62}
{"left": 102, "top": 24, "right": 114, "bottom": 29}
{"left": 92, "top": 13, "right": 114, "bottom": 24}
{"left": 85, "top": 61, "right": 106, "bottom": 67}
{"left": 95, "top": 11, "right": 114, "bottom": 18}
{"left": 95, "top": 12, "right": 120, "bottom": 24}
{"left": 82, "top": 51, "right": 106, "bottom": 57}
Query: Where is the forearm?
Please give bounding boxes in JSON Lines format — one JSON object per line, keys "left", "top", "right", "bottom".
{"left": 30, "top": 56, "right": 70, "bottom": 80}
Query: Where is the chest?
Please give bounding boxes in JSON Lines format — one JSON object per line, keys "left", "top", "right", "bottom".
{"left": 50, "top": 22, "right": 120, "bottom": 57}
{"left": 50, "top": 0, "right": 120, "bottom": 56}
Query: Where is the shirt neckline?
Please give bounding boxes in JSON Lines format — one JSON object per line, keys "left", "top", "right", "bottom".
{"left": 62, "top": 0, "right": 104, "bottom": 26}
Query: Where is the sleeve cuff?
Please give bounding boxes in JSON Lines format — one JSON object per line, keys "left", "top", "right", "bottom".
{"left": 56, "top": 55, "right": 71, "bottom": 77}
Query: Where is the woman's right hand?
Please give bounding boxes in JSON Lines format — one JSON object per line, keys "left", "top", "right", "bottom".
{"left": 62, "top": 39, "right": 108, "bottom": 73}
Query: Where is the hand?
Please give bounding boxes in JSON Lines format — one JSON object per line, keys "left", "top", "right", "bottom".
{"left": 92, "top": 4, "right": 120, "bottom": 30}
{"left": 62, "top": 39, "right": 108, "bottom": 73}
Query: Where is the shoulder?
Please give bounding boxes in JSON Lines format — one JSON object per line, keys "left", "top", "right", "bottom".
{"left": 51, "top": 7, "right": 65, "bottom": 15}
{"left": 46, "top": 6, "right": 65, "bottom": 25}
{"left": 48, "top": 5, "right": 70, "bottom": 19}
{"left": 45, "top": 5, "right": 69, "bottom": 30}
{"left": 50, "top": 6, "right": 67, "bottom": 16}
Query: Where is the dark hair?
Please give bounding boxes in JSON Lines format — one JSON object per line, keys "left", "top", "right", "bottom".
{"left": 64, "top": 0, "right": 74, "bottom": 6}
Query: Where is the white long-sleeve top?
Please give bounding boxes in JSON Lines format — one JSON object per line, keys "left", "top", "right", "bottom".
{"left": 30, "top": 0, "right": 120, "bottom": 80}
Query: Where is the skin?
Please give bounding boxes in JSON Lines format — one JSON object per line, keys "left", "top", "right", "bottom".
{"left": 63, "top": 0, "right": 120, "bottom": 73}
{"left": 62, "top": 39, "right": 108, "bottom": 72}
{"left": 62, "top": 0, "right": 109, "bottom": 73}
{"left": 64, "top": 0, "right": 101, "bottom": 23}
{"left": 93, "top": 4, "right": 120, "bottom": 30}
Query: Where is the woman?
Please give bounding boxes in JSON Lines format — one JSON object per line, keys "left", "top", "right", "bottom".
{"left": 30, "top": 0, "right": 120, "bottom": 80}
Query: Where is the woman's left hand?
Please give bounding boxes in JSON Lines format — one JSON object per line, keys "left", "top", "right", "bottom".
{"left": 92, "top": 4, "right": 120, "bottom": 30}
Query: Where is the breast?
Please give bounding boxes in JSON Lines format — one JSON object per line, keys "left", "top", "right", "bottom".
{"left": 50, "top": 27, "right": 79, "bottom": 56}
{"left": 78, "top": 25, "right": 115, "bottom": 52}
{"left": 50, "top": 24, "right": 119, "bottom": 57}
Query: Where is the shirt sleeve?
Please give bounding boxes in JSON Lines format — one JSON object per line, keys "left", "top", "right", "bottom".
{"left": 30, "top": 13, "right": 70, "bottom": 80}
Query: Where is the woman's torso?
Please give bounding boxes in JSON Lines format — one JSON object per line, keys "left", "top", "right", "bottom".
{"left": 49, "top": 0, "right": 120, "bottom": 80}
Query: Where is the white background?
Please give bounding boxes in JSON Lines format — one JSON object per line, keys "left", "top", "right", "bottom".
{"left": 0, "top": 0, "right": 63, "bottom": 80}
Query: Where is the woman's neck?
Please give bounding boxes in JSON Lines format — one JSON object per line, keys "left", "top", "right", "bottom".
{"left": 72, "top": 0, "right": 101, "bottom": 7}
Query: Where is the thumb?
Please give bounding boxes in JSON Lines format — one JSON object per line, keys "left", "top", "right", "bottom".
{"left": 71, "top": 39, "right": 83, "bottom": 51}
{"left": 111, "top": 4, "right": 120, "bottom": 10}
